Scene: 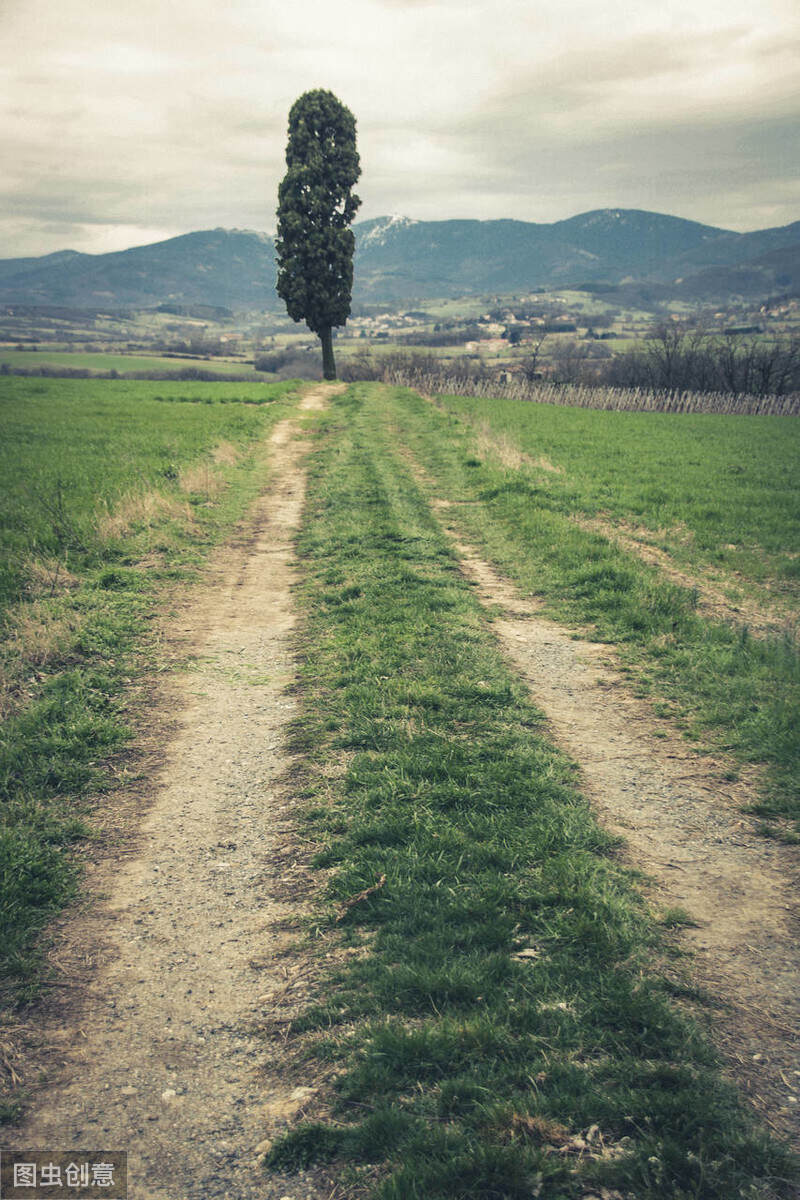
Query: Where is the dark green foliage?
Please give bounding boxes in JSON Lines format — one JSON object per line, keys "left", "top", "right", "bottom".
{"left": 275, "top": 90, "right": 361, "bottom": 379}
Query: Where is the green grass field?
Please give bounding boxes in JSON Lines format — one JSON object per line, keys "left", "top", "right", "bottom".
{"left": 0, "top": 349, "right": 264, "bottom": 376}
{"left": 1, "top": 377, "right": 798, "bottom": 1191}
{"left": 263, "top": 383, "right": 796, "bottom": 1198}
{"left": 374, "top": 387, "right": 800, "bottom": 837}
{"left": 0, "top": 375, "right": 299, "bottom": 1017}
{"left": 435, "top": 392, "right": 799, "bottom": 584}
{"left": 0, "top": 377, "right": 299, "bottom": 608}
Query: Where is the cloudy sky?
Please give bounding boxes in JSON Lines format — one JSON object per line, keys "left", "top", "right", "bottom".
{"left": 2, "top": 0, "right": 798, "bottom": 258}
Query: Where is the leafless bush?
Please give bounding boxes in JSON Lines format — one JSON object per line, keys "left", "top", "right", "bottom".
{"left": 598, "top": 326, "right": 800, "bottom": 397}
{"left": 338, "top": 351, "right": 383, "bottom": 381}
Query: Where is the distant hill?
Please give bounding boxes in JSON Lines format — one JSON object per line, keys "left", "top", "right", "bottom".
{"left": 671, "top": 241, "right": 800, "bottom": 300}
{"left": 0, "top": 249, "right": 86, "bottom": 285}
{"left": 0, "top": 210, "right": 798, "bottom": 310}
{"left": 353, "top": 210, "right": 731, "bottom": 299}
{"left": 0, "top": 230, "right": 277, "bottom": 310}
{"left": 353, "top": 211, "right": 800, "bottom": 300}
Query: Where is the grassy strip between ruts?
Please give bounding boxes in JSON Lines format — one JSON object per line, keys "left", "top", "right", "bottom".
{"left": 265, "top": 384, "right": 796, "bottom": 1199}
{"left": 372, "top": 386, "right": 800, "bottom": 840}
{"left": 0, "top": 381, "right": 299, "bottom": 1051}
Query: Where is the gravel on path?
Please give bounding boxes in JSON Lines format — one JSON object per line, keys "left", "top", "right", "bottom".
{"left": 5, "top": 385, "right": 340, "bottom": 1200}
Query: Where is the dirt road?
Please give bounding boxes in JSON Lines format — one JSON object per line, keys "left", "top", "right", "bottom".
{"left": 6, "top": 385, "right": 339, "bottom": 1199}
{"left": 6, "top": 382, "right": 798, "bottom": 1197}
{"left": 435, "top": 507, "right": 800, "bottom": 1148}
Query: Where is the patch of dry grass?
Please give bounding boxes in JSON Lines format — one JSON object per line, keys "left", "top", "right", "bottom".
{"left": 180, "top": 440, "right": 242, "bottom": 496}
{"left": 3, "top": 601, "right": 82, "bottom": 670}
{"left": 179, "top": 463, "right": 226, "bottom": 498}
{"left": 96, "top": 490, "right": 195, "bottom": 542}
{"left": 0, "top": 1021, "right": 25, "bottom": 1100}
{"left": 211, "top": 440, "right": 241, "bottom": 467}
{"left": 0, "top": 601, "right": 84, "bottom": 718}
{"left": 21, "top": 557, "right": 80, "bottom": 599}
{"left": 474, "top": 421, "right": 562, "bottom": 473}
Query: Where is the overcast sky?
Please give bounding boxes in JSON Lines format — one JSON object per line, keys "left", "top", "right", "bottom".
{"left": 2, "top": 0, "right": 798, "bottom": 258}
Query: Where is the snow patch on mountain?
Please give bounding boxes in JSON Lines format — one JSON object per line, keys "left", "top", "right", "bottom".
{"left": 360, "top": 215, "right": 418, "bottom": 246}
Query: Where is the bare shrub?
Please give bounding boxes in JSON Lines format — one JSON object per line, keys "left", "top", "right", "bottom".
{"left": 600, "top": 326, "right": 800, "bottom": 398}
{"left": 338, "top": 351, "right": 383, "bottom": 381}
{"left": 253, "top": 349, "right": 323, "bottom": 380}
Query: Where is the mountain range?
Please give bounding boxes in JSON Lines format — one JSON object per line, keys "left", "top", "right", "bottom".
{"left": 0, "top": 209, "right": 798, "bottom": 311}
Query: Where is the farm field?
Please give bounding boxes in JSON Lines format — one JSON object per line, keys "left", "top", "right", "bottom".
{"left": 0, "top": 348, "right": 264, "bottom": 376}
{"left": 1, "top": 378, "right": 798, "bottom": 1198}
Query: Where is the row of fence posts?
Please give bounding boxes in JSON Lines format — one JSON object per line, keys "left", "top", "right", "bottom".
{"left": 382, "top": 369, "right": 800, "bottom": 417}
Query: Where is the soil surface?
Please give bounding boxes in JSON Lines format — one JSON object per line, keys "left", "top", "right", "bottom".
{"left": 430, "top": 499, "right": 800, "bottom": 1148}
{"left": 5, "top": 385, "right": 341, "bottom": 1200}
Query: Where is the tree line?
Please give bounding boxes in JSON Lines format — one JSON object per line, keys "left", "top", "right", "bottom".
{"left": 548, "top": 325, "right": 800, "bottom": 397}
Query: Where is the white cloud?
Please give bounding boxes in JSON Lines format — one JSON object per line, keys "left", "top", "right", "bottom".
{"left": 0, "top": 0, "right": 798, "bottom": 255}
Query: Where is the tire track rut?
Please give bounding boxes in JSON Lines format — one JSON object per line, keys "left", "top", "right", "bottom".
{"left": 424, "top": 493, "right": 800, "bottom": 1148}
{"left": 6, "top": 385, "right": 339, "bottom": 1200}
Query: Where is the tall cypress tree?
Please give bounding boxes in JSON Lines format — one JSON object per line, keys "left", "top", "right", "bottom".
{"left": 275, "top": 90, "right": 361, "bottom": 381}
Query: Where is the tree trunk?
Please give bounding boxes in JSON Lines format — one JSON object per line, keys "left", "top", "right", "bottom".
{"left": 319, "top": 326, "right": 336, "bottom": 380}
